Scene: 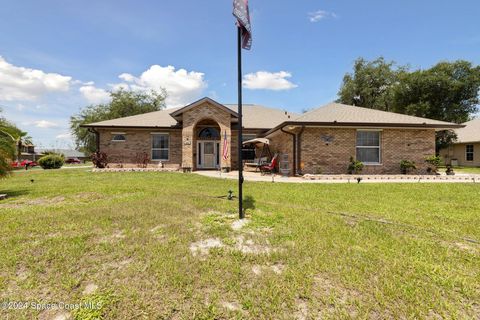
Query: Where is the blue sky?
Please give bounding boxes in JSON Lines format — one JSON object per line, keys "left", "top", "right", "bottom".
{"left": 1, "top": 0, "right": 479, "bottom": 148}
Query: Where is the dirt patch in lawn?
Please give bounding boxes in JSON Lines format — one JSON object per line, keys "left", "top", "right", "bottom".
{"left": 233, "top": 235, "right": 275, "bottom": 255}
{"left": 294, "top": 298, "right": 309, "bottom": 320}
{"left": 251, "top": 263, "right": 285, "bottom": 276}
{"left": 189, "top": 238, "right": 224, "bottom": 256}
{"left": 312, "top": 273, "right": 366, "bottom": 318}
{"left": 98, "top": 230, "right": 126, "bottom": 243}
{"left": 0, "top": 196, "right": 65, "bottom": 209}
{"left": 74, "top": 192, "right": 104, "bottom": 201}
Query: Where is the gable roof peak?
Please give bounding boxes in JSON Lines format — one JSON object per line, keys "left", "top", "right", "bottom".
{"left": 169, "top": 96, "right": 238, "bottom": 118}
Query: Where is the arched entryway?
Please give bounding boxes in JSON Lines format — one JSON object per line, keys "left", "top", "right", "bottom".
{"left": 194, "top": 119, "right": 221, "bottom": 169}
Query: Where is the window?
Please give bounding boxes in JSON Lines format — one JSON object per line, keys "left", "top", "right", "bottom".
{"left": 466, "top": 144, "right": 474, "bottom": 161}
{"left": 151, "top": 133, "right": 169, "bottom": 161}
{"left": 356, "top": 130, "right": 381, "bottom": 164}
{"left": 198, "top": 127, "right": 220, "bottom": 139}
{"left": 111, "top": 133, "right": 126, "bottom": 142}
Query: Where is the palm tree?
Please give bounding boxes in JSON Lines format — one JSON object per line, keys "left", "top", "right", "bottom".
{"left": 0, "top": 120, "right": 19, "bottom": 177}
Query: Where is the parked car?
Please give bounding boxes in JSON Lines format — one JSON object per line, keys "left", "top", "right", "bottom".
{"left": 20, "top": 160, "right": 38, "bottom": 167}
{"left": 11, "top": 161, "right": 19, "bottom": 168}
{"left": 65, "top": 157, "right": 81, "bottom": 164}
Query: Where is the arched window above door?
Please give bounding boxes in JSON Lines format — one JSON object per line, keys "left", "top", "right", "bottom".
{"left": 198, "top": 127, "right": 220, "bottom": 139}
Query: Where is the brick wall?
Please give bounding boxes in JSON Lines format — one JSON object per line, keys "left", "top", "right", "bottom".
{"left": 267, "top": 127, "right": 436, "bottom": 175}
{"left": 98, "top": 129, "right": 182, "bottom": 168}
{"left": 181, "top": 102, "right": 232, "bottom": 170}
{"left": 299, "top": 127, "right": 436, "bottom": 174}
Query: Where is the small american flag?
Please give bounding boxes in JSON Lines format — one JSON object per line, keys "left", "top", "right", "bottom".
{"left": 233, "top": 0, "right": 252, "bottom": 50}
{"left": 222, "top": 130, "right": 229, "bottom": 161}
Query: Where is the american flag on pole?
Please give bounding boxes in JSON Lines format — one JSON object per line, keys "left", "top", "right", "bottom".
{"left": 233, "top": 0, "right": 252, "bottom": 50}
{"left": 222, "top": 130, "right": 229, "bottom": 160}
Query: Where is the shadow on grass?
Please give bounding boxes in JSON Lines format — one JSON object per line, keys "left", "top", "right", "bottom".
{"left": 243, "top": 195, "right": 256, "bottom": 214}
{"left": 0, "top": 189, "right": 30, "bottom": 198}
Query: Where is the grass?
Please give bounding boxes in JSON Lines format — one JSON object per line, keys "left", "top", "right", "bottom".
{"left": 452, "top": 166, "right": 480, "bottom": 174}
{"left": 1, "top": 170, "right": 479, "bottom": 319}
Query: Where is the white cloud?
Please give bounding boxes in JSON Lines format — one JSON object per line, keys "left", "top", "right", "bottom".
{"left": 113, "top": 65, "right": 207, "bottom": 108}
{"left": 79, "top": 85, "right": 111, "bottom": 104}
{"left": 29, "top": 120, "right": 60, "bottom": 129}
{"left": 308, "top": 10, "right": 337, "bottom": 22}
{"left": 0, "top": 56, "right": 72, "bottom": 101}
{"left": 243, "top": 71, "right": 298, "bottom": 91}
{"left": 16, "top": 104, "right": 26, "bottom": 111}
{"left": 56, "top": 132, "right": 72, "bottom": 139}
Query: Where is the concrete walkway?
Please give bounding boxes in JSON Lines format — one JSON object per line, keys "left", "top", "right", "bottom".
{"left": 194, "top": 170, "right": 480, "bottom": 183}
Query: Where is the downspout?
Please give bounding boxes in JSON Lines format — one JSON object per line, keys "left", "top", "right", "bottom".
{"left": 297, "top": 125, "right": 305, "bottom": 175}
{"left": 88, "top": 128, "right": 100, "bottom": 153}
{"left": 281, "top": 127, "right": 296, "bottom": 176}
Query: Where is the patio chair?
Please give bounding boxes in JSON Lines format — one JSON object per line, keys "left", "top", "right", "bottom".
{"left": 260, "top": 154, "right": 278, "bottom": 175}
{"left": 244, "top": 157, "right": 268, "bottom": 171}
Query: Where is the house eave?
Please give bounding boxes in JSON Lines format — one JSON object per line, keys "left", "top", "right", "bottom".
{"left": 262, "top": 121, "right": 465, "bottom": 137}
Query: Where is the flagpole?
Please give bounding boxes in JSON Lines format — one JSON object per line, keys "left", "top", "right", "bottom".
{"left": 237, "top": 26, "right": 244, "bottom": 220}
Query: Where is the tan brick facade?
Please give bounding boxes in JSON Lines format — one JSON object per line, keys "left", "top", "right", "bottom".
{"left": 180, "top": 101, "right": 232, "bottom": 170}
{"left": 96, "top": 102, "right": 437, "bottom": 174}
{"left": 268, "top": 127, "right": 435, "bottom": 175}
{"left": 98, "top": 128, "right": 182, "bottom": 168}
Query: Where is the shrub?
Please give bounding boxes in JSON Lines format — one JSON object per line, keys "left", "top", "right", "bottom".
{"left": 92, "top": 152, "right": 108, "bottom": 168}
{"left": 347, "top": 156, "right": 364, "bottom": 174}
{"left": 425, "top": 155, "right": 441, "bottom": 174}
{"left": 400, "top": 160, "right": 416, "bottom": 174}
{"left": 38, "top": 154, "right": 64, "bottom": 169}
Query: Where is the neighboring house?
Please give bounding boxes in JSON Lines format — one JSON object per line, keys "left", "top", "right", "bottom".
{"left": 83, "top": 97, "right": 462, "bottom": 174}
{"left": 37, "top": 149, "right": 88, "bottom": 161}
{"left": 20, "top": 144, "right": 39, "bottom": 161}
{"left": 441, "top": 118, "right": 480, "bottom": 167}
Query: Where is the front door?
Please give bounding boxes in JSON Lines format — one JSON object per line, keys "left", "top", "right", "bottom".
{"left": 197, "top": 141, "right": 219, "bottom": 169}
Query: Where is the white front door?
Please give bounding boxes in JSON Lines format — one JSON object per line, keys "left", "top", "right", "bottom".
{"left": 197, "top": 141, "right": 219, "bottom": 169}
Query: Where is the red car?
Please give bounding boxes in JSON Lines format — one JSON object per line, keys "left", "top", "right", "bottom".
{"left": 65, "top": 157, "right": 81, "bottom": 164}
{"left": 11, "top": 160, "right": 38, "bottom": 168}
{"left": 21, "top": 160, "right": 38, "bottom": 167}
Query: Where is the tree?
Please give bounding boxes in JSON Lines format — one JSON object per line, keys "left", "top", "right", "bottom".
{"left": 337, "top": 57, "right": 480, "bottom": 123}
{"left": 337, "top": 58, "right": 480, "bottom": 154}
{"left": 337, "top": 57, "right": 405, "bottom": 111}
{"left": 392, "top": 61, "right": 480, "bottom": 123}
{"left": 0, "top": 111, "right": 25, "bottom": 177}
{"left": 71, "top": 89, "right": 167, "bottom": 154}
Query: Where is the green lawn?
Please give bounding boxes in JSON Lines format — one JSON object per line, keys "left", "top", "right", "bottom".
{"left": 1, "top": 170, "right": 479, "bottom": 319}
{"left": 453, "top": 166, "right": 480, "bottom": 174}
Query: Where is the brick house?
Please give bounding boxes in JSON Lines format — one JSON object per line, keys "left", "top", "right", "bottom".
{"left": 83, "top": 97, "right": 462, "bottom": 174}
{"left": 440, "top": 118, "right": 480, "bottom": 167}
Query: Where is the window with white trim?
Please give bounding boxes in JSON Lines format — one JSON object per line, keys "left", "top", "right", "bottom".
{"left": 466, "top": 144, "right": 474, "bottom": 161}
{"left": 111, "top": 133, "right": 126, "bottom": 142}
{"left": 151, "top": 133, "right": 169, "bottom": 161}
{"left": 356, "top": 130, "right": 381, "bottom": 164}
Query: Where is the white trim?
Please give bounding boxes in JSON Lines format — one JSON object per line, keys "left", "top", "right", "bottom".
{"left": 111, "top": 133, "right": 126, "bottom": 142}
{"left": 465, "top": 144, "right": 474, "bottom": 162}
{"left": 151, "top": 133, "right": 170, "bottom": 161}
{"left": 197, "top": 140, "right": 220, "bottom": 169}
{"left": 356, "top": 130, "right": 382, "bottom": 164}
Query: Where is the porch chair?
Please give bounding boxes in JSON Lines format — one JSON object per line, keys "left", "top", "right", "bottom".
{"left": 260, "top": 154, "right": 278, "bottom": 175}
{"left": 244, "top": 156, "right": 268, "bottom": 171}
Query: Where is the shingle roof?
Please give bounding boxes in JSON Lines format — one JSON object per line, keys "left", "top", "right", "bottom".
{"left": 84, "top": 103, "right": 297, "bottom": 129}
{"left": 454, "top": 118, "right": 480, "bottom": 143}
{"left": 83, "top": 100, "right": 461, "bottom": 131}
{"left": 295, "top": 103, "right": 457, "bottom": 126}
{"left": 83, "top": 107, "right": 182, "bottom": 128}
{"left": 224, "top": 104, "right": 297, "bottom": 129}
